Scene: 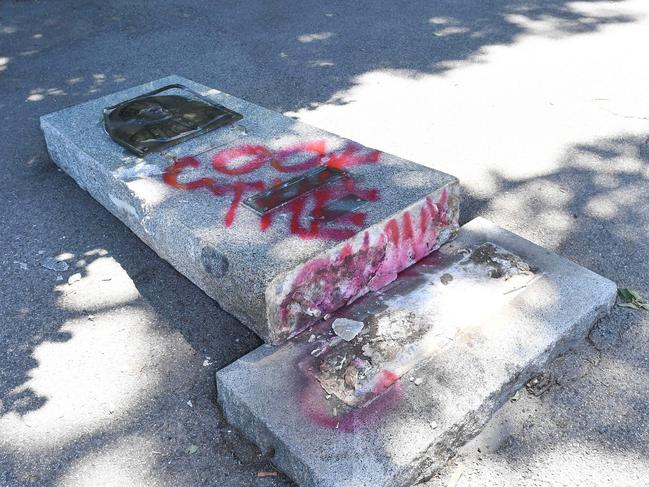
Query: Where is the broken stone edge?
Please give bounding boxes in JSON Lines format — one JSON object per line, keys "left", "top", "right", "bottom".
{"left": 216, "top": 217, "right": 617, "bottom": 486}
{"left": 265, "top": 183, "right": 460, "bottom": 343}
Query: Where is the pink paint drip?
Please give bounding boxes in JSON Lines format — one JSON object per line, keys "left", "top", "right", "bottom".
{"left": 368, "top": 191, "right": 448, "bottom": 291}
{"left": 277, "top": 188, "right": 453, "bottom": 341}
{"left": 278, "top": 230, "right": 387, "bottom": 332}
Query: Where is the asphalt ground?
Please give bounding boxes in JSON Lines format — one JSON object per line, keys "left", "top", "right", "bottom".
{"left": 1, "top": 1, "right": 648, "bottom": 486}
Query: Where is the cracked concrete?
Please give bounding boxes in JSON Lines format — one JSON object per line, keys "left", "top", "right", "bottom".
{"left": 217, "top": 218, "right": 616, "bottom": 486}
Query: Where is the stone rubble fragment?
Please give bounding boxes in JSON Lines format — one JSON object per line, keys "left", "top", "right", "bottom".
{"left": 331, "top": 318, "right": 365, "bottom": 341}
{"left": 41, "top": 256, "right": 69, "bottom": 272}
{"left": 67, "top": 273, "right": 82, "bottom": 284}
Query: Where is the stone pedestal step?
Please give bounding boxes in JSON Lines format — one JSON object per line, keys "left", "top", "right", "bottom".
{"left": 216, "top": 217, "right": 616, "bottom": 487}
{"left": 40, "top": 76, "right": 459, "bottom": 343}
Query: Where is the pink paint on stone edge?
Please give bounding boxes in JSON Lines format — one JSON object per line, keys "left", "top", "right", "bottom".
{"left": 265, "top": 183, "right": 460, "bottom": 344}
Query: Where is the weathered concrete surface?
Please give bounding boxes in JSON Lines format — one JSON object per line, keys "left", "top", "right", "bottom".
{"left": 40, "top": 76, "right": 459, "bottom": 343}
{"left": 216, "top": 217, "right": 616, "bottom": 487}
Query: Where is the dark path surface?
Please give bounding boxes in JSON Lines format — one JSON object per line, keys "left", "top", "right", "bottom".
{"left": 1, "top": 1, "right": 648, "bottom": 485}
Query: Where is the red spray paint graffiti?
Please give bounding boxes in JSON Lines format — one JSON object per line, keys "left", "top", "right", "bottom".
{"left": 162, "top": 140, "right": 381, "bottom": 239}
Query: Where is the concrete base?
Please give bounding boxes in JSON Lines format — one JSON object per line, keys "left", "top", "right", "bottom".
{"left": 216, "top": 218, "right": 616, "bottom": 487}
{"left": 40, "top": 76, "right": 459, "bottom": 343}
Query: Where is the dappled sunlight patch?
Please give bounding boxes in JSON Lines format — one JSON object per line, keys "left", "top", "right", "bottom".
{"left": 124, "top": 178, "right": 171, "bottom": 209}
{"left": 308, "top": 59, "right": 335, "bottom": 68}
{"left": 297, "top": 32, "right": 335, "bottom": 43}
{"left": 585, "top": 188, "right": 643, "bottom": 219}
{"left": 56, "top": 434, "right": 168, "bottom": 487}
{"left": 0, "top": 306, "right": 161, "bottom": 450}
{"left": 429, "top": 16, "right": 454, "bottom": 25}
{"left": 533, "top": 208, "right": 573, "bottom": 234}
{"left": 56, "top": 255, "right": 140, "bottom": 312}
{"left": 592, "top": 172, "right": 624, "bottom": 189}
{"left": 488, "top": 178, "right": 570, "bottom": 214}
{"left": 22, "top": 72, "right": 126, "bottom": 103}
{"left": 18, "top": 49, "right": 39, "bottom": 57}
{"left": 570, "top": 141, "right": 649, "bottom": 173}
{"left": 66, "top": 77, "right": 83, "bottom": 85}
{"left": 504, "top": 13, "right": 597, "bottom": 38}
{"left": 460, "top": 132, "right": 649, "bottom": 272}
{"left": 285, "top": 0, "right": 647, "bottom": 195}
{"left": 432, "top": 26, "right": 471, "bottom": 37}
{"left": 26, "top": 87, "right": 67, "bottom": 102}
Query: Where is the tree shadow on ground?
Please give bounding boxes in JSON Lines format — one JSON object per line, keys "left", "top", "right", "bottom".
{"left": 0, "top": 0, "right": 635, "bottom": 115}
{"left": 463, "top": 133, "right": 649, "bottom": 283}
{"left": 430, "top": 133, "right": 649, "bottom": 484}
{"left": 0, "top": 190, "right": 288, "bottom": 486}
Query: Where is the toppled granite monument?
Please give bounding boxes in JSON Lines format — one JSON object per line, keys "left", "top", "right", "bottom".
{"left": 41, "top": 77, "right": 617, "bottom": 487}
{"left": 40, "top": 76, "right": 459, "bottom": 344}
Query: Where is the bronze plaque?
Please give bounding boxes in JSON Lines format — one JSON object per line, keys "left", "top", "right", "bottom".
{"left": 243, "top": 166, "right": 350, "bottom": 215}
{"left": 103, "top": 84, "right": 242, "bottom": 156}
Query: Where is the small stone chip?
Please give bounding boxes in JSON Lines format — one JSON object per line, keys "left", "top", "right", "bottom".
{"left": 440, "top": 273, "right": 454, "bottom": 285}
{"left": 331, "top": 318, "right": 364, "bottom": 341}
{"left": 41, "top": 256, "right": 69, "bottom": 272}
{"left": 68, "top": 273, "right": 82, "bottom": 284}
{"left": 257, "top": 471, "right": 278, "bottom": 478}
{"left": 414, "top": 378, "right": 424, "bottom": 386}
